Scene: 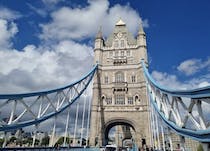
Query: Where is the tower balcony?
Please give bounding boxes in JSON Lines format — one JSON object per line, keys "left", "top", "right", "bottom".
{"left": 113, "top": 56, "right": 127, "bottom": 64}
{"left": 112, "top": 82, "right": 128, "bottom": 92}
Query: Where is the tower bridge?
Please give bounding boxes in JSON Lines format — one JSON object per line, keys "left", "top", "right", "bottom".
{"left": 0, "top": 19, "right": 210, "bottom": 151}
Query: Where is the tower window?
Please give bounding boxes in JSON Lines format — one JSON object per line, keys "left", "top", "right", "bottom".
{"left": 104, "top": 76, "right": 108, "bottom": 84}
{"left": 114, "top": 40, "right": 119, "bottom": 48}
{"left": 115, "top": 94, "right": 125, "bottom": 105}
{"left": 115, "top": 71, "right": 124, "bottom": 83}
{"left": 128, "top": 97, "right": 134, "bottom": 104}
{"left": 121, "top": 50, "right": 124, "bottom": 56}
{"left": 131, "top": 75, "right": 136, "bottom": 83}
{"left": 120, "top": 40, "right": 125, "bottom": 47}
{"left": 106, "top": 97, "right": 112, "bottom": 105}
{"left": 127, "top": 50, "right": 130, "bottom": 56}
{"left": 115, "top": 50, "right": 119, "bottom": 57}
{"left": 109, "top": 51, "right": 113, "bottom": 57}
{"left": 135, "top": 96, "right": 139, "bottom": 102}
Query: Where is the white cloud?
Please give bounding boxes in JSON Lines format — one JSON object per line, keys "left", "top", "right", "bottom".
{"left": 42, "top": 0, "right": 63, "bottom": 5}
{"left": 0, "top": 7, "right": 22, "bottom": 20}
{"left": 0, "top": 41, "right": 93, "bottom": 93}
{"left": 39, "top": 0, "right": 146, "bottom": 41}
{"left": 0, "top": 17, "right": 93, "bottom": 93}
{"left": 0, "top": 19, "right": 18, "bottom": 48}
{"left": 151, "top": 70, "right": 210, "bottom": 90}
{"left": 0, "top": 6, "right": 20, "bottom": 49}
{"left": 0, "top": 1, "right": 145, "bottom": 94}
{"left": 27, "top": 3, "right": 48, "bottom": 17}
{"left": 198, "top": 81, "right": 210, "bottom": 88}
{"left": 152, "top": 71, "right": 186, "bottom": 90}
{"left": 177, "top": 58, "right": 210, "bottom": 76}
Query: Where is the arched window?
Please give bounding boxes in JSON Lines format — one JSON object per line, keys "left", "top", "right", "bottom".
{"left": 128, "top": 97, "right": 133, "bottom": 104}
{"left": 131, "top": 75, "right": 136, "bottom": 83}
{"left": 115, "top": 94, "right": 125, "bottom": 105}
{"left": 106, "top": 97, "right": 112, "bottom": 105}
{"left": 121, "top": 50, "right": 124, "bottom": 56}
{"left": 126, "top": 50, "right": 130, "bottom": 56}
{"left": 115, "top": 71, "right": 124, "bottom": 83}
{"left": 120, "top": 40, "right": 125, "bottom": 48}
{"left": 104, "top": 76, "right": 108, "bottom": 84}
{"left": 114, "top": 40, "right": 119, "bottom": 48}
{"left": 135, "top": 96, "right": 138, "bottom": 101}
{"left": 102, "top": 95, "right": 106, "bottom": 101}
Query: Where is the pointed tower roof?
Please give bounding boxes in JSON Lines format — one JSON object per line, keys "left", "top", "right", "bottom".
{"left": 105, "top": 19, "right": 137, "bottom": 46}
{"left": 116, "top": 18, "right": 126, "bottom": 26}
{"left": 138, "top": 22, "right": 145, "bottom": 35}
{"left": 95, "top": 26, "right": 103, "bottom": 39}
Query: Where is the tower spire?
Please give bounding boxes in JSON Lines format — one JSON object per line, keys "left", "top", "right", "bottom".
{"left": 137, "top": 21, "right": 146, "bottom": 47}
{"left": 96, "top": 26, "right": 103, "bottom": 39}
{"left": 138, "top": 22, "right": 145, "bottom": 35}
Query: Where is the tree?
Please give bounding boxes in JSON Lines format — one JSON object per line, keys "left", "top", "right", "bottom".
{"left": 197, "top": 144, "right": 204, "bottom": 151}
{"left": 0, "top": 138, "right": 4, "bottom": 147}
{"left": 41, "top": 136, "right": 50, "bottom": 146}
{"left": 54, "top": 136, "right": 72, "bottom": 147}
{"left": 55, "top": 137, "right": 64, "bottom": 146}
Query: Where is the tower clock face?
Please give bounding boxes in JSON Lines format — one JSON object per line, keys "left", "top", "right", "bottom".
{"left": 117, "top": 32, "right": 123, "bottom": 38}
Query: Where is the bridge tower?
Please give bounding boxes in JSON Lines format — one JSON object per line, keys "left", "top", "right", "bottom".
{"left": 90, "top": 19, "right": 151, "bottom": 148}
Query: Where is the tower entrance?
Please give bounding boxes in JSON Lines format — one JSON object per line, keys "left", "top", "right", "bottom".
{"left": 89, "top": 19, "right": 151, "bottom": 148}
{"left": 105, "top": 119, "right": 135, "bottom": 147}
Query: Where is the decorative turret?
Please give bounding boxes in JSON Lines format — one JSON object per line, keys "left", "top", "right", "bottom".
{"left": 137, "top": 23, "right": 146, "bottom": 47}
{"left": 95, "top": 26, "right": 103, "bottom": 39}
{"left": 95, "top": 26, "right": 104, "bottom": 48}
{"left": 94, "top": 27, "right": 104, "bottom": 64}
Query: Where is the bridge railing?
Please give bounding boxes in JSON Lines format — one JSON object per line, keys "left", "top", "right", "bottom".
{"left": 141, "top": 60, "right": 210, "bottom": 143}
{"left": 0, "top": 65, "right": 97, "bottom": 132}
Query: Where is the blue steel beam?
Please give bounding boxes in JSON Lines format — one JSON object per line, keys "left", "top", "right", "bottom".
{"left": 0, "top": 65, "right": 98, "bottom": 131}
{"left": 141, "top": 60, "right": 210, "bottom": 98}
{"left": 142, "top": 60, "right": 210, "bottom": 142}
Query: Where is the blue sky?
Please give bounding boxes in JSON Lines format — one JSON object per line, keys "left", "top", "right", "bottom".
{"left": 0, "top": 0, "right": 210, "bottom": 93}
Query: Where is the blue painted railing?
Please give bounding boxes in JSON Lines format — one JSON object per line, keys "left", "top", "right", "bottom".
{"left": 142, "top": 60, "right": 210, "bottom": 142}
{"left": 0, "top": 65, "right": 98, "bottom": 131}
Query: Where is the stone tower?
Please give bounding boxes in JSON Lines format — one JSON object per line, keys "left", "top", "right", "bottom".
{"left": 89, "top": 19, "right": 151, "bottom": 148}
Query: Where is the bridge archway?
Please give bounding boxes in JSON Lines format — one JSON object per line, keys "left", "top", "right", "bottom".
{"left": 104, "top": 118, "right": 136, "bottom": 146}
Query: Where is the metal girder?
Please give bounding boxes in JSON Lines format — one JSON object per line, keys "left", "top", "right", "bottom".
{"left": 0, "top": 64, "right": 97, "bottom": 131}
{"left": 142, "top": 60, "right": 210, "bottom": 142}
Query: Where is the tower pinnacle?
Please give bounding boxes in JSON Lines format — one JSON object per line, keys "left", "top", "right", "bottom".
{"left": 96, "top": 26, "right": 103, "bottom": 39}
{"left": 115, "top": 18, "right": 126, "bottom": 26}
{"left": 138, "top": 22, "right": 145, "bottom": 35}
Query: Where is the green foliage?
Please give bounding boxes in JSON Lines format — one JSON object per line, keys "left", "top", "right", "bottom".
{"left": 28, "top": 137, "right": 33, "bottom": 145}
{"left": 197, "top": 144, "right": 203, "bottom": 151}
{"left": 0, "top": 138, "right": 4, "bottom": 147}
{"left": 55, "top": 137, "right": 64, "bottom": 146}
{"left": 41, "top": 136, "right": 50, "bottom": 146}
{"left": 35, "top": 139, "right": 40, "bottom": 145}
{"left": 54, "top": 136, "right": 72, "bottom": 147}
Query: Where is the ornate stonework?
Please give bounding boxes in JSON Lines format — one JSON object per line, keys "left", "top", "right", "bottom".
{"left": 89, "top": 19, "right": 151, "bottom": 148}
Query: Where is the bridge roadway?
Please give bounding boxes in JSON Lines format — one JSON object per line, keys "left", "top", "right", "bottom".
{"left": 0, "top": 147, "right": 100, "bottom": 151}
{"left": 0, "top": 146, "right": 138, "bottom": 151}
